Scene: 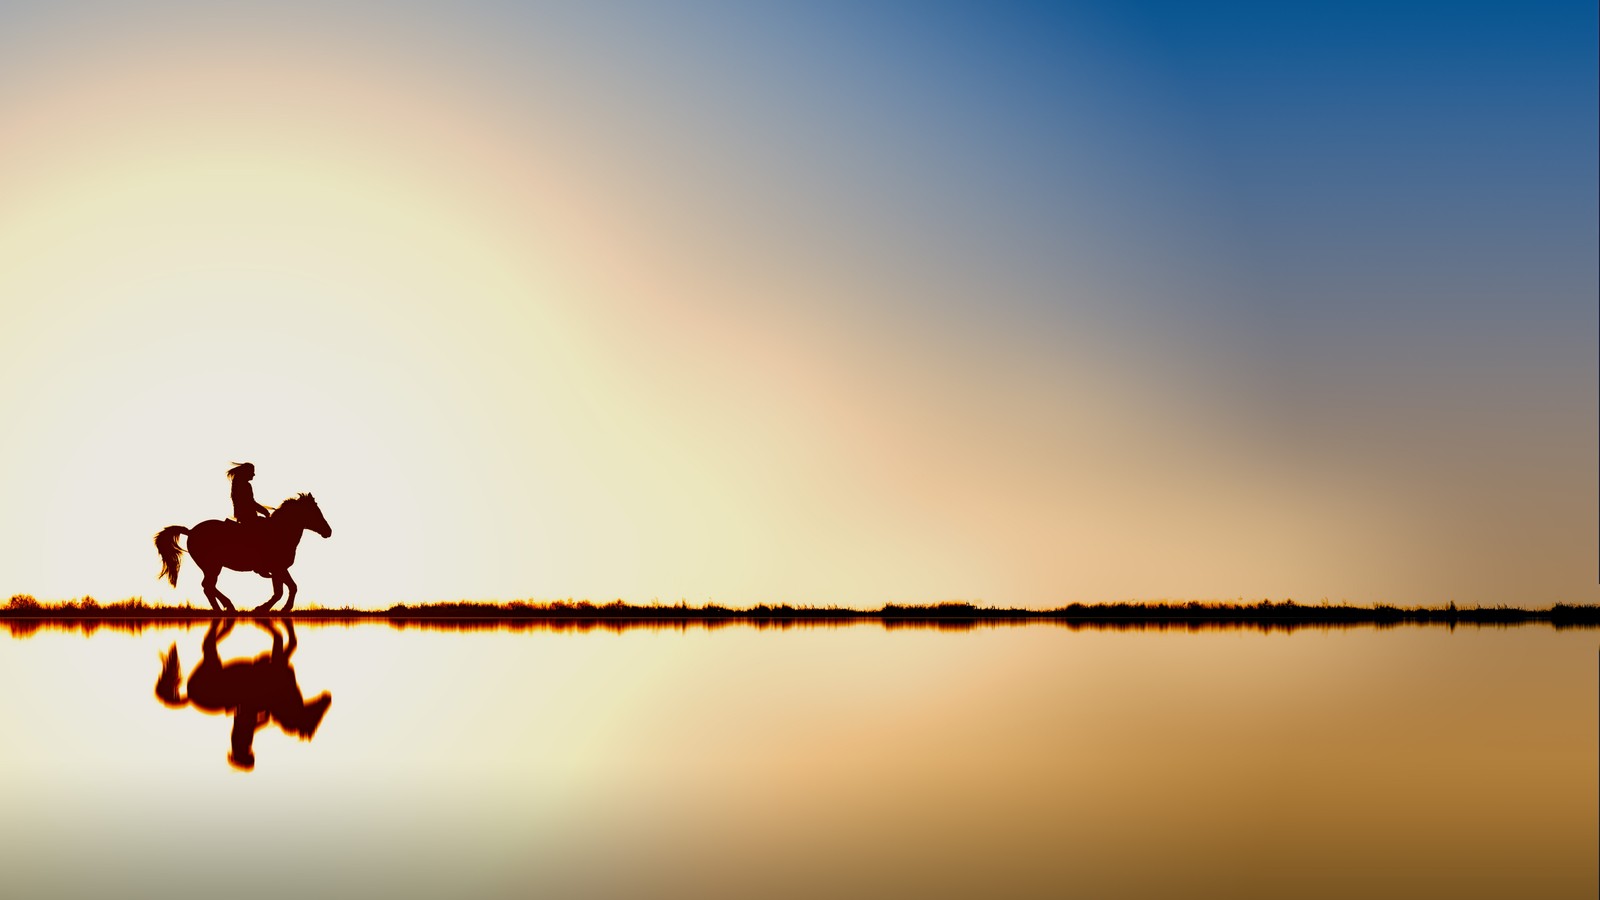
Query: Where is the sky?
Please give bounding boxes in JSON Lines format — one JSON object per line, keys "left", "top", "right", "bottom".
{"left": 0, "top": 1, "right": 1593, "bottom": 608}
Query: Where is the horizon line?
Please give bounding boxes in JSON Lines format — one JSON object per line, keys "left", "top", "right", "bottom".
{"left": 5, "top": 595, "right": 1599, "bottom": 624}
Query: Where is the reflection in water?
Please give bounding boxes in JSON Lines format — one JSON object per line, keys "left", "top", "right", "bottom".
{"left": 3, "top": 618, "right": 204, "bottom": 638}
{"left": 154, "top": 618, "right": 332, "bottom": 770}
{"left": 0, "top": 615, "right": 1590, "bottom": 899}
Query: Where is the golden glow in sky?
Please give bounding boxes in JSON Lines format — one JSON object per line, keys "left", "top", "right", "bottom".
{"left": 0, "top": 6, "right": 1594, "bottom": 608}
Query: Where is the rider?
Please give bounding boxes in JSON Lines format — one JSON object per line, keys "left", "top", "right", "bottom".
{"left": 228, "top": 462, "right": 273, "bottom": 576}
{"left": 227, "top": 462, "right": 271, "bottom": 530}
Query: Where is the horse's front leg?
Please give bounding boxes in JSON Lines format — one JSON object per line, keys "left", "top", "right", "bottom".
{"left": 281, "top": 572, "right": 298, "bottom": 612}
{"left": 254, "top": 575, "right": 284, "bottom": 614}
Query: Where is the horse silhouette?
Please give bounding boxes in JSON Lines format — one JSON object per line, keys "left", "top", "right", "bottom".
{"left": 155, "top": 618, "right": 332, "bottom": 771}
{"left": 155, "top": 493, "right": 332, "bottom": 613}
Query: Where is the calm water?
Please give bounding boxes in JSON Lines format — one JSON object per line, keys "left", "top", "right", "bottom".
{"left": 0, "top": 620, "right": 1593, "bottom": 899}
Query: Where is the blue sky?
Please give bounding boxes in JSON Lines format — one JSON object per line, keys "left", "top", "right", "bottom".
{"left": 0, "top": 1, "right": 1593, "bottom": 604}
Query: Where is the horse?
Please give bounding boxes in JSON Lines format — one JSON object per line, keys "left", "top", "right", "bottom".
{"left": 156, "top": 617, "right": 332, "bottom": 770}
{"left": 155, "top": 493, "right": 332, "bottom": 613}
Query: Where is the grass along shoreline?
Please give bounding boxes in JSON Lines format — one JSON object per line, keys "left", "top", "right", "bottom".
{"left": 4, "top": 594, "right": 1597, "bottom": 627}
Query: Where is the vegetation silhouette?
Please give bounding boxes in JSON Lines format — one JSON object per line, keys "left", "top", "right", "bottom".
{"left": 6, "top": 594, "right": 1598, "bottom": 637}
{"left": 155, "top": 617, "right": 331, "bottom": 770}
{"left": 155, "top": 493, "right": 332, "bottom": 613}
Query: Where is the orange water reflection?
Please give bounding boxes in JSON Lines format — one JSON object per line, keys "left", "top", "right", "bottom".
{"left": 0, "top": 620, "right": 1592, "bottom": 899}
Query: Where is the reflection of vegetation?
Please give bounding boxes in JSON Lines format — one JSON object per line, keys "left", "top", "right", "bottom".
{"left": 5, "top": 593, "right": 1598, "bottom": 636}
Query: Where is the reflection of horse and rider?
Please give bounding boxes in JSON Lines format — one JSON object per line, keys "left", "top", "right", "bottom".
{"left": 154, "top": 462, "right": 332, "bottom": 613}
{"left": 156, "top": 617, "right": 332, "bottom": 771}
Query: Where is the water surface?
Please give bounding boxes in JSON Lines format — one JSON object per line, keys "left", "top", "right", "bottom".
{"left": 1, "top": 621, "right": 1592, "bottom": 898}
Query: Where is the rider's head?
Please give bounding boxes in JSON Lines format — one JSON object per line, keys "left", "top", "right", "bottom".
{"left": 227, "top": 462, "right": 256, "bottom": 482}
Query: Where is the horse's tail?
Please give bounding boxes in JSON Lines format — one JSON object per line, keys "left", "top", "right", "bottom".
{"left": 155, "top": 526, "right": 188, "bottom": 587}
{"left": 155, "top": 643, "right": 186, "bottom": 707}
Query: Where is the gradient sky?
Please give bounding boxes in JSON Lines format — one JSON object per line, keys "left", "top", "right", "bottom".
{"left": 0, "top": 1, "right": 1593, "bottom": 607}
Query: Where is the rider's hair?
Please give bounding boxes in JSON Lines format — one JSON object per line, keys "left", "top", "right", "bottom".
{"left": 227, "top": 462, "right": 255, "bottom": 482}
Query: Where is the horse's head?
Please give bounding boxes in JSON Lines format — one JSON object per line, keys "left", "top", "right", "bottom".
{"left": 280, "top": 493, "right": 333, "bottom": 538}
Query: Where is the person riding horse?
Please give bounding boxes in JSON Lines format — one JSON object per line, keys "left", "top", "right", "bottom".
{"left": 154, "top": 465, "right": 332, "bottom": 613}
{"left": 227, "top": 462, "right": 273, "bottom": 574}
{"left": 228, "top": 462, "right": 271, "bottom": 526}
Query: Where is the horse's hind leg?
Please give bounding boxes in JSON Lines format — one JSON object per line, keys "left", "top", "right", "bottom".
{"left": 198, "top": 570, "right": 221, "bottom": 611}
{"left": 201, "top": 568, "right": 237, "bottom": 613}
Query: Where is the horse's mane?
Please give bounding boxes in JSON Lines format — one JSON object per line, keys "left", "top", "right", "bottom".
{"left": 274, "top": 493, "right": 315, "bottom": 515}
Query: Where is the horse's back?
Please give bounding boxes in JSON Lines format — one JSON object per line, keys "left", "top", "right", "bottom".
{"left": 188, "top": 519, "right": 230, "bottom": 550}
{"left": 187, "top": 519, "right": 249, "bottom": 571}
{"left": 190, "top": 518, "right": 230, "bottom": 537}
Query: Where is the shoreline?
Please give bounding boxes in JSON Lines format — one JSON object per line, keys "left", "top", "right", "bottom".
{"left": 5, "top": 597, "right": 1598, "bottom": 632}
